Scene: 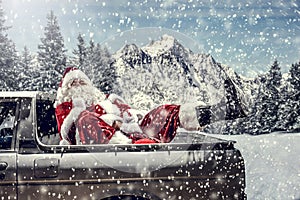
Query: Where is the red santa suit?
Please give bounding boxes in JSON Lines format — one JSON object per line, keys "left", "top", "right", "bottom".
{"left": 54, "top": 67, "right": 201, "bottom": 145}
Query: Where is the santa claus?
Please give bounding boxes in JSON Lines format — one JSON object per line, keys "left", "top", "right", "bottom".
{"left": 54, "top": 67, "right": 245, "bottom": 145}
{"left": 54, "top": 67, "right": 146, "bottom": 145}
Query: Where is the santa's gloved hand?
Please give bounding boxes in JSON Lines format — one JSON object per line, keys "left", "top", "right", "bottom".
{"left": 72, "top": 97, "right": 86, "bottom": 109}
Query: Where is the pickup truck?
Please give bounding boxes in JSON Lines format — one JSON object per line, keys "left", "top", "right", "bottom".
{"left": 0, "top": 91, "right": 246, "bottom": 200}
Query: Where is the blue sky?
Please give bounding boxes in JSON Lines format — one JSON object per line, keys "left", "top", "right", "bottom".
{"left": 2, "top": 0, "right": 300, "bottom": 77}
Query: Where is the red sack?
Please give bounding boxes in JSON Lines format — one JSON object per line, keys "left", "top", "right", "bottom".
{"left": 140, "top": 104, "right": 180, "bottom": 143}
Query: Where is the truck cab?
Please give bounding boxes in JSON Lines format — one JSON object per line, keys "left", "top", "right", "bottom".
{"left": 0, "top": 91, "right": 246, "bottom": 200}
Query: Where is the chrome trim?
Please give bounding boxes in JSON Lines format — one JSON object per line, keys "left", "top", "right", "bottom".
{"left": 17, "top": 175, "right": 227, "bottom": 185}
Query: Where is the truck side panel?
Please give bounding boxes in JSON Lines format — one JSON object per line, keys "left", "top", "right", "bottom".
{"left": 0, "top": 152, "right": 17, "bottom": 199}
{"left": 17, "top": 149, "right": 245, "bottom": 200}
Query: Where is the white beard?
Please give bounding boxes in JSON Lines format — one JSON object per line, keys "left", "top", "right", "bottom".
{"left": 60, "top": 84, "right": 106, "bottom": 107}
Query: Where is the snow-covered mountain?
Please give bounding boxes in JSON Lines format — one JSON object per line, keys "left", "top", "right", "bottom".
{"left": 111, "top": 34, "right": 256, "bottom": 111}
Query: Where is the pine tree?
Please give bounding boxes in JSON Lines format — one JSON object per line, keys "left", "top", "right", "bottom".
{"left": 289, "top": 62, "right": 300, "bottom": 94}
{"left": 36, "top": 10, "right": 67, "bottom": 92}
{"left": 19, "top": 46, "right": 39, "bottom": 90}
{"left": 289, "top": 62, "right": 300, "bottom": 131}
{"left": 94, "top": 45, "right": 116, "bottom": 94}
{"left": 0, "top": 1, "right": 20, "bottom": 91}
{"left": 72, "top": 33, "right": 87, "bottom": 67}
{"left": 249, "top": 60, "right": 282, "bottom": 134}
{"left": 18, "top": 46, "right": 31, "bottom": 89}
{"left": 73, "top": 39, "right": 117, "bottom": 94}
{"left": 80, "top": 39, "right": 96, "bottom": 79}
{"left": 277, "top": 62, "right": 300, "bottom": 131}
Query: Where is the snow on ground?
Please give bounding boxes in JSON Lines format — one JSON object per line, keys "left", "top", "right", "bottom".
{"left": 216, "top": 132, "right": 300, "bottom": 200}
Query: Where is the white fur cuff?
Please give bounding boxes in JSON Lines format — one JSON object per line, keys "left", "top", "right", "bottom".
{"left": 99, "top": 114, "right": 123, "bottom": 126}
{"left": 179, "top": 102, "right": 206, "bottom": 131}
{"left": 59, "top": 139, "right": 70, "bottom": 145}
{"left": 108, "top": 131, "right": 132, "bottom": 144}
{"left": 98, "top": 100, "right": 121, "bottom": 116}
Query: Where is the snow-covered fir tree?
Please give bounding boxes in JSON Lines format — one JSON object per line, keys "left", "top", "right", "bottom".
{"left": 78, "top": 39, "right": 96, "bottom": 81}
{"left": 0, "top": 1, "right": 20, "bottom": 91}
{"left": 18, "top": 46, "right": 35, "bottom": 90}
{"left": 277, "top": 62, "right": 300, "bottom": 131}
{"left": 94, "top": 46, "right": 117, "bottom": 94}
{"left": 288, "top": 62, "right": 300, "bottom": 130}
{"left": 36, "top": 10, "right": 67, "bottom": 92}
{"left": 249, "top": 60, "right": 282, "bottom": 134}
{"left": 71, "top": 33, "right": 88, "bottom": 67}
{"left": 72, "top": 37, "right": 117, "bottom": 94}
{"left": 221, "top": 61, "right": 284, "bottom": 135}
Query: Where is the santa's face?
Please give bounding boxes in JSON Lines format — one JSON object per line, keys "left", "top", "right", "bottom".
{"left": 62, "top": 79, "right": 104, "bottom": 106}
{"left": 68, "top": 78, "right": 88, "bottom": 88}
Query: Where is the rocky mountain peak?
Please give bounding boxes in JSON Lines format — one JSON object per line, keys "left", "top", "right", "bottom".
{"left": 118, "top": 43, "right": 140, "bottom": 55}
{"left": 111, "top": 35, "right": 253, "bottom": 113}
{"left": 142, "top": 34, "right": 190, "bottom": 57}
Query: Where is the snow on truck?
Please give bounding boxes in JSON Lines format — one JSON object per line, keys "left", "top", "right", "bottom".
{"left": 0, "top": 91, "right": 246, "bottom": 200}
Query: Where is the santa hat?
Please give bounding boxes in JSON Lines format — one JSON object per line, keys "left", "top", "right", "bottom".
{"left": 54, "top": 67, "right": 92, "bottom": 107}
{"left": 59, "top": 67, "right": 92, "bottom": 88}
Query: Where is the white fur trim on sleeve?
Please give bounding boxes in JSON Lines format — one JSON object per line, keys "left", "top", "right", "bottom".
{"left": 98, "top": 99, "right": 121, "bottom": 116}
{"left": 99, "top": 114, "right": 123, "bottom": 126}
{"left": 54, "top": 87, "right": 63, "bottom": 108}
{"left": 59, "top": 139, "right": 70, "bottom": 145}
{"left": 107, "top": 93, "right": 127, "bottom": 104}
{"left": 179, "top": 102, "right": 206, "bottom": 131}
{"left": 108, "top": 131, "right": 132, "bottom": 144}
